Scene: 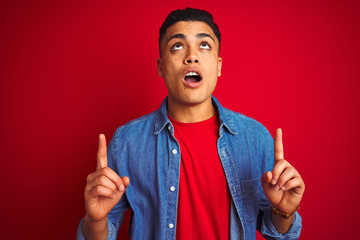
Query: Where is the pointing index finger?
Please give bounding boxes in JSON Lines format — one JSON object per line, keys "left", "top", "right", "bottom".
{"left": 274, "top": 128, "right": 284, "bottom": 161}
{"left": 97, "top": 134, "right": 107, "bottom": 169}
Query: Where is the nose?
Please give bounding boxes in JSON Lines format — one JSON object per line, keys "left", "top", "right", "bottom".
{"left": 184, "top": 47, "right": 199, "bottom": 64}
{"left": 186, "top": 59, "right": 199, "bottom": 64}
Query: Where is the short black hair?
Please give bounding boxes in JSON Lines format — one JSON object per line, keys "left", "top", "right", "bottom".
{"left": 159, "top": 7, "right": 221, "bottom": 56}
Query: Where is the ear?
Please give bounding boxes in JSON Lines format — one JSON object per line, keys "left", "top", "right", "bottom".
{"left": 157, "top": 58, "right": 163, "bottom": 77}
{"left": 217, "top": 57, "right": 222, "bottom": 77}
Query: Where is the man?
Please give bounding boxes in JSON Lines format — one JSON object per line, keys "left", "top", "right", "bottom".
{"left": 77, "top": 8, "right": 305, "bottom": 240}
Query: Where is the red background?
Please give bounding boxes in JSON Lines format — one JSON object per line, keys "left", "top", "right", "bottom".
{"left": 1, "top": 0, "right": 359, "bottom": 239}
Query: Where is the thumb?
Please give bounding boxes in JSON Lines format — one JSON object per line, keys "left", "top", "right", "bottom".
{"left": 122, "top": 176, "right": 130, "bottom": 188}
{"left": 116, "top": 177, "right": 130, "bottom": 198}
{"left": 261, "top": 171, "right": 273, "bottom": 189}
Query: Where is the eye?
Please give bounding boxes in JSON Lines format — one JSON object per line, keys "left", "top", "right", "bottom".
{"left": 200, "top": 42, "right": 210, "bottom": 49}
{"left": 171, "top": 43, "right": 184, "bottom": 51}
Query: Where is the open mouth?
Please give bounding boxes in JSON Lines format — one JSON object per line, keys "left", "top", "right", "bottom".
{"left": 184, "top": 72, "right": 202, "bottom": 83}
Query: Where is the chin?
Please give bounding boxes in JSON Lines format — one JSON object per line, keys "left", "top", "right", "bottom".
{"left": 182, "top": 94, "right": 211, "bottom": 106}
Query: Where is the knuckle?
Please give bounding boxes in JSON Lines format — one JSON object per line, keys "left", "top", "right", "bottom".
{"left": 112, "top": 187, "right": 118, "bottom": 195}
{"left": 98, "top": 175, "right": 107, "bottom": 185}
{"left": 86, "top": 174, "right": 91, "bottom": 182}
{"left": 287, "top": 167, "right": 295, "bottom": 175}
{"left": 99, "top": 168, "right": 108, "bottom": 176}
{"left": 277, "top": 178, "right": 285, "bottom": 186}
{"left": 299, "top": 177, "right": 305, "bottom": 186}
{"left": 289, "top": 178, "right": 300, "bottom": 187}
{"left": 278, "top": 159, "right": 286, "bottom": 165}
{"left": 92, "top": 186, "right": 99, "bottom": 195}
{"left": 94, "top": 186, "right": 103, "bottom": 195}
{"left": 85, "top": 185, "right": 91, "bottom": 192}
{"left": 272, "top": 169, "right": 281, "bottom": 179}
{"left": 86, "top": 173, "right": 94, "bottom": 182}
{"left": 285, "top": 160, "right": 292, "bottom": 167}
{"left": 102, "top": 167, "right": 111, "bottom": 175}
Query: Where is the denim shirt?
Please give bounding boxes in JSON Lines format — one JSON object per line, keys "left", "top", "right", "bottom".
{"left": 77, "top": 96, "right": 302, "bottom": 240}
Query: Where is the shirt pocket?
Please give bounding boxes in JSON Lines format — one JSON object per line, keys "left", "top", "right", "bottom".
{"left": 239, "top": 177, "right": 260, "bottom": 225}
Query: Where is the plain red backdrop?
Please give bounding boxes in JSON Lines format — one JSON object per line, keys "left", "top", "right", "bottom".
{"left": 1, "top": 0, "right": 359, "bottom": 239}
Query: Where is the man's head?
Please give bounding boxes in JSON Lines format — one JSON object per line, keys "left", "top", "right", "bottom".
{"left": 157, "top": 8, "right": 222, "bottom": 110}
{"left": 159, "top": 8, "right": 221, "bottom": 56}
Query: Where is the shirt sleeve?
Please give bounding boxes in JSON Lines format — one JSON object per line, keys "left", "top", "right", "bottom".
{"left": 260, "top": 209, "right": 302, "bottom": 240}
{"left": 76, "top": 218, "right": 119, "bottom": 240}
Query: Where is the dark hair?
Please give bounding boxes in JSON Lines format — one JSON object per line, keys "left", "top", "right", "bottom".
{"left": 159, "top": 7, "right": 221, "bottom": 56}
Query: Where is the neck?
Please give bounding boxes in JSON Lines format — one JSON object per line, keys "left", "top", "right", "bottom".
{"left": 167, "top": 96, "right": 216, "bottom": 123}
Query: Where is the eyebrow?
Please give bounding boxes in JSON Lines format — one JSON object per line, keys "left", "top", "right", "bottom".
{"left": 167, "top": 33, "right": 215, "bottom": 43}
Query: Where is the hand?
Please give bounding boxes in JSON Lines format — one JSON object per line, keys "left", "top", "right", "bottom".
{"left": 84, "top": 134, "right": 130, "bottom": 222}
{"left": 261, "top": 129, "right": 305, "bottom": 214}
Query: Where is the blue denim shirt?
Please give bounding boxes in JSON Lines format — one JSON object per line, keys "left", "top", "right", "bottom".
{"left": 77, "top": 96, "right": 302, "bottom": 240}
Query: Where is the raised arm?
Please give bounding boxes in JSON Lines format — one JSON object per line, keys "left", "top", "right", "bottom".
{"left": 82, "top": 134, "right": 130, "bottom": 240}
{"left": 261, "top": 129, "right": 305, "bottom": 234}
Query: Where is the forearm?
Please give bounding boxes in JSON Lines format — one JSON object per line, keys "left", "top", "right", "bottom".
{"left": 270, "top": 211, "right": 293, "bottom": 234}
{"left": 82, "top": 215, "right": 108, "bottom": 240}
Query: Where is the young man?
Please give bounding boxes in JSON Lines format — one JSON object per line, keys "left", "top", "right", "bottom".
{"left": 78, "top": 8, "right": 304, "bottom": 240}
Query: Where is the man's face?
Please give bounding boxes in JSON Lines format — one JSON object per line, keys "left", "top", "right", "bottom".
{"left": 157, "top": 21, "right": 222, "bottom": 107}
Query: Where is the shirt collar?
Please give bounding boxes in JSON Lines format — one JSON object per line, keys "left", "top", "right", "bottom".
{"left": 154, "top": 96, "right": 237, "bottom": 135}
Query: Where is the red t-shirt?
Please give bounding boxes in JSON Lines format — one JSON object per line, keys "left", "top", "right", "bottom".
{"left": 169, "top": 114, "right": 231, "bottom": 239}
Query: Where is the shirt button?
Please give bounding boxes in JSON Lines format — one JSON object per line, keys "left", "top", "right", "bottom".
{"left": 169, "top": 223, "right": 174, "bottom": 229}
{"left": 170, "top": 186, "right": 175, "bottom": 192}
{"left": 171, "top": 149, "right": 177, "bottom": 154}
{"left": 168, "top": 125, "right": 172, "bottom": 130}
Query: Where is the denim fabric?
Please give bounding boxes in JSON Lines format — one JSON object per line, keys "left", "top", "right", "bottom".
{"left": 77, "top": 96, "right": 302, "bottom": 240}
